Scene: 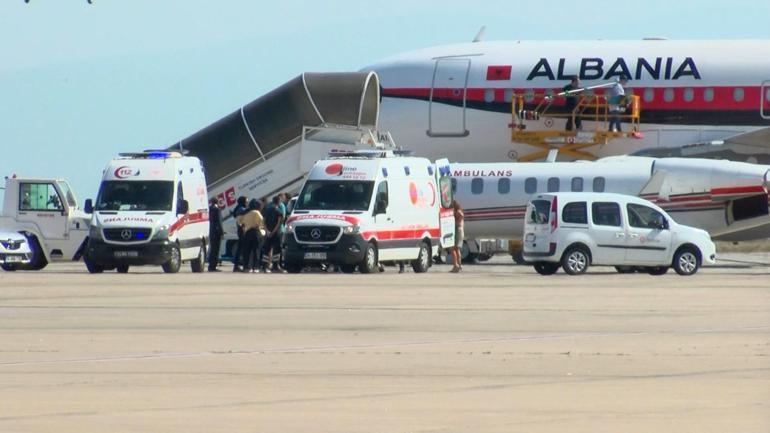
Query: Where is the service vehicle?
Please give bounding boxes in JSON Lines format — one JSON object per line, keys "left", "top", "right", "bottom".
{"left": 0, "top": 229, "right": 33, "bottom": 270}
{"left": 284, "top": 149, "right": 455, "bottom": 273}
{"left": 83, "top": 151, "right": 209, "bottom": 273}
{"left": 523, "top": 192, "right": 716, "bottom": 276}
{"left": 0, "top": 176, "right": 90, "bottom": 270}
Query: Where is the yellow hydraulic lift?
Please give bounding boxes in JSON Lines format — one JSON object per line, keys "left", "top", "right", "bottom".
{"left": 510, "top": 90, "right": 642, "bottom": 161}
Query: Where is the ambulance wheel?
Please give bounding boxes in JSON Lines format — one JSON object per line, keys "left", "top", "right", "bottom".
{"left": 562, "top": 246, "right": 590, "bottom": 275}
{"left": 360, "top": 243, "right": 379, "bottom": 274}
{"left": 84, "top": 256, "right": 104, "bottom": 274}
{"left": 340, "top": 264, "right": 357, "bottom": 274}
{"left": 1, "top": 264, "right": 17, "bottom": 271}
{"left": 412, "top": 241, "right": 431, "bottom": 273}
{"left": 162, "top": 245, "right": 181, "bottom": 274}
{"left": 673, "top": 247, "right": 700, "bottom": 276}
{"left": 533, "top": 262, "right": 559, "bottom": 275}
{"left": 190, "top": 244, "right": 205, "bottom": 273}
{"left": 116, "top": 265, "right": 129, "bottom": 274}
{"left": 646, "top": 266, "right": 669, "bottom": 275}
{"left": 285, "top": 262, "right": 303, "bottom": 274}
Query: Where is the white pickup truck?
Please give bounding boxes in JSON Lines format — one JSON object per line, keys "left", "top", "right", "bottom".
{"left": 0, "top": 177, "right": 90, "bottom": 270}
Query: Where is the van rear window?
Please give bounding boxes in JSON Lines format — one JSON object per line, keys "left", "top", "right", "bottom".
{"left": 527, "top": 199, "right": 551, "bottom": 224}
{"left": 563, "top": 202, "right": 587, "bottom": 224}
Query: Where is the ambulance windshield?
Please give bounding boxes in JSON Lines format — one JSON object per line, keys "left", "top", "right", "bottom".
{"left": 95, "top": 181, "right": 174, "bottom": 211}
{"left": 296, "top": 180, "right": 374, "bottom": 211}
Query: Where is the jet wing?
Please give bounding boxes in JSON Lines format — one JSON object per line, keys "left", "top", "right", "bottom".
{"left": 722, "top": 127, "right": 770, "bottom": 148}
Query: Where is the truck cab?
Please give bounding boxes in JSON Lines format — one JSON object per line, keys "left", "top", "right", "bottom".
{"left": 0, "top": 177, "right": 90, "bottom": 270}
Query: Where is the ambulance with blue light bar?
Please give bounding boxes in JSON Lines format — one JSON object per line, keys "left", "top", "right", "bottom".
{"left": 284, "top": 149, "right": 455, "bottom": 273}
{"left": 83, "top": 151, "right": 209, "bottom": 273}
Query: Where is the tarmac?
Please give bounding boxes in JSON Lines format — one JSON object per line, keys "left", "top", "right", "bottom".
{"left": 1, "top": 254, "right": 769, "bottom": 433}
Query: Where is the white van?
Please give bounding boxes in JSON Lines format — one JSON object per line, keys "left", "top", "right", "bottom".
{"left": 523, "top": 192, "right": 716, "bottom": 276}
{"left": 284, "top": 150, "right": 455, "bottom": 273}
{"left": 84, "top": 151, "right": 209, "bottom": 273}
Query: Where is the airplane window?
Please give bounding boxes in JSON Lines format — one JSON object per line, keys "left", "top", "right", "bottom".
{"left": 663, "top": 88, "right": 674, "bottom": 102}
{"left": 484, "top": 89, "right": 495, "bottom": 103}
{"left": 733, "top": 88, "right": 744, "bottom": 102}
{"left": 504, "top": 89, "right": 514, "bottom": 103}
{"left": 643, "top": 88, "right": 654, "bottom": 102}
{"left": 498, "top": 178, "right": 511, "bottom": 194}
{"left": 525, "top": 177, "right": 537, "bottom": 194}
{"left": 592, "top": 177, "right": 606, "bottom": 192}
{"left": 703, "top": 88, "right": 714, "bottom": 102}
{"left": 683, "top": 88, "right": 694, "bottom": 102}
{"left": 571, "top": 177, "right": 583, "bottom": 192}
{"left": 547, "top": 177, "right": 560, "bottom": 192}
{"left": 471, "top": 178, "right": 484, "bottom": 195}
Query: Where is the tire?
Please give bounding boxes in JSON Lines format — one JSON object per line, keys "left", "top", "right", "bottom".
{"left": 561, "top": 246, "right": 590, "bottom": 275}
{"left": 190, "top": 243, "right": 205, "bottom": 273}
{"left": 1, "top": 264, "right": 17, "bottom": 271}
{"left": 162, "top": 245, "right": 181, "bottom": 274}
{"left": 116, "top": 265, "right": 129, "bottom": 274}
{"left": 359, "top": 243, "right": 379, "bottom": 274}
{"left": 26, "top": 235, "right": 48, "bottom": 271}
{"left": 673, "top": 247, "right": 700, "bottom": 276}
{"left": 285, "top": 262, "right": 303, "bottom": 274}
{"left": 512, "top": 250, "right": 526, "bottom": 265}
{"left": 84, "top": 256, "right": 104, "bottom": 274}
{"left": 411, "top": 241, "right": 431, "bottom": 273}
{"left": 533, "top": 262, "right": 559, "bottom": 275}
{"left": 615, "top": 266, "right": 637, "bottom": 274}
{"left": 646, "top": 266, "right": 669, "bottom": 275}
{"left": 339, "top": 264, "right": 357, "bottom": 273}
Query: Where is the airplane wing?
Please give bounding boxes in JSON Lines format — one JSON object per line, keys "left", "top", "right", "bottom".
{"left": 722, "top": 127, "right": 770, "bottom": 148}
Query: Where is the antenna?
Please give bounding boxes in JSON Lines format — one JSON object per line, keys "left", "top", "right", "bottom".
{"left": 472, "top": 26, "right": 486, "bottom": 43}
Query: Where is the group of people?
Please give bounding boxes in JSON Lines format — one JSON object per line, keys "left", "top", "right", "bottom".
{"left": 562, "top": 75, "right": 628, "bottom": 133}
{"left": 207, "top": 193, "right": 292, "bottom": 273}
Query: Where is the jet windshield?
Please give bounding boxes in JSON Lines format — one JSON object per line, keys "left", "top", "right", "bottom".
{"left": 296, "top": 180, "right": 374, "bottom": 211}
{"left": 96, "top": 181, "right": 174, "bottom": 211}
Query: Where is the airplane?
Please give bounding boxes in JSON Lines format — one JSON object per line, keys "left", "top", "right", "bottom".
{"left": 365, "top": 38, "right": 770, "bottom": 164}
{"left": 450, "top": 155, "right": 770, "bottom": 245}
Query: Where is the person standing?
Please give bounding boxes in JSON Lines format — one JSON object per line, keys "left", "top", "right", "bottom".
{"left": 562, "top": 76, "right": 582, "bottom": 131}
{"left": 240, "top": 199, "right": 265, "bottom": 273}
{"left": 261, "top": 195, "right": 285, "bottom": 273}
{"left": 607, "top": 75, "right": 628, "bottom": 132}
{"left": 450, "top": 200, "right": 465, "bottom": 273}
{"left": 231, "top": 196, "right": 248, "bottom": 272}
{"left": 207, "top": 198, "right": 224, "bottom": 272}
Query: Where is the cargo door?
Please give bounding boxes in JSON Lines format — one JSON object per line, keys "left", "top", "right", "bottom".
{"left": 435, "top": 159, "right": 455, "bottom": 249}
{"left": 762, "top": 81, "right": 770, "bottom": 119}
{"left": 428, "top": 58, "right": 471, "bottom": 137}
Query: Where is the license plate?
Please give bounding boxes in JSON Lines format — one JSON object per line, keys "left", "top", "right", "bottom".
{"left": 5, "top": 256, "right": 22, "bottom": 263}
{"left": 114, "top": 251, "right": 139, "bottom": 258}
{"left": 525, "top": 233, "right": 535, "bottom": 242}
{"left": 304, "top": 252, "right": 327, "bottom": 260}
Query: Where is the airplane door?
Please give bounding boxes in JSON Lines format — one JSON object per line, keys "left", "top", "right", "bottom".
{"left": 762, "top": 81, "right": 770, "bottom": 119}
{"left": 428, "top": 58, "right": 470, "bottom": 137}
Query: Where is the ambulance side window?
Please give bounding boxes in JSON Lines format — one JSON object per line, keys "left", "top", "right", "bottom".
{"left": 176, "top": 182, "right": 185, "bottom": 212}
{"left": 439, "top": 177, "right": 453, "bottom": 208}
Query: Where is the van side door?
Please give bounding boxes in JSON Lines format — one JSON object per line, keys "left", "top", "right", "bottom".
{"left": 589, "top": 201, "right": 626, "bottom": 264}
{"left": 625, "top": 203, "right": 672, "bottom": 264}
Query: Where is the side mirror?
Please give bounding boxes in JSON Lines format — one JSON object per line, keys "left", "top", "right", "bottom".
{"left": 84, "top": 199, "right": 93, "bottom": 214}
{"left": 177, "top": 199, "right": 189, "bottom": 215}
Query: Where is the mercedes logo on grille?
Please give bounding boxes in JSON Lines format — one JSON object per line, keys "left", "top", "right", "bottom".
{"left": 310, "top": 228, "right": 322, "bottom": 240}
{"left": 120, "top": 229, "right": 133, "bottom": 240}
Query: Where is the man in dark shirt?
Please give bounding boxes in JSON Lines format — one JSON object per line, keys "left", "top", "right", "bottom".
{"left": 261, "top": 195, "right": 285, "bottom": 273}
{"left": 562, "top": 76, "right": 582, "bottom": 131}
{"left": 207, "top": 198, "right": 224, "bottom": 272}
{"left": 231, "top": 196, "right": 248, "bottom": 272}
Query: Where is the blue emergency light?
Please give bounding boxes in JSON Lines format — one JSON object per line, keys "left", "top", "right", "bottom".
{"left": 135, "top": 232, "right": 145, "bottom": 240}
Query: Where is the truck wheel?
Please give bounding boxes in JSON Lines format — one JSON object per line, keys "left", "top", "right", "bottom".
{"left": 25, "top": 236, "right": 48, "bottom": 271}
{"left": 116, "top": 265, "right": 129, "bottom": 273}
{"left": 162, "top": 245, "right": 181, "bottom": 274}
{"left": 285, "top": 262, "right": 303, "bottom": 274}
{"left": 190, "top": 244, "right": 205, "bottom": 273}
{"left": 561, "top": 246, "right": 590, "bottom": 275}
{"left": 84, "top": 256, "right": 104, "bottom": 274}
{"left": 359, "top": 243, "right": 379, "bottom": 274}
{"left": 411, "top": 241, "right": 431, "bottom": 273}
{"left": 339, "top": 264, "right": 357, "bottom": 273}
{"left": 533, "top": 262, "right": 559, "bottom": 275}
{"left": 673, "top": 247, "right": 700, "bottom": 276}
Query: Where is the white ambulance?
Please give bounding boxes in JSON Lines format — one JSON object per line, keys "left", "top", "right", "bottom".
{"left": 284, "top": 150, "right": 455, "bottom": 273}
{"left": 84, "top": 151, "right": 209, "bottom": 273}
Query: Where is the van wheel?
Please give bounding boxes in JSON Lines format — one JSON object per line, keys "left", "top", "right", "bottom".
{"left": 533, "top": 262, "right": 559, "bottom": 275}
{"left": 162, "top": 245, "right": 181, "bottom": 274}
{"left": 412, "top": 241, "right": 431, "bottom": 273}
{"left": 340, "top": 264, "right": 357, "bottom": 274}
{"left": 673, "top": 247, "right": 700, "bottom": 276}
{"left": 562, "top": 246, "right": 589, "bottom": 275}
{"left": 285, "top": 262, "right": 303, "bottom": 274}
{"left": 84, "top": 256, "right": 104, "bottom": 274}
{"left": 191, "top": 244, "right": 205, "bottom": 273}
{"left": 615, "top": 266, "right": 637, "bottom": 274}
{"left": 360, "top": 243, "right": 379, "bottom": 274}
{"left": 116, "top": 265, "right": 129, "bottom": 274}
{"left": 646, "top": 266, "right": 669, "bottom": 275}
